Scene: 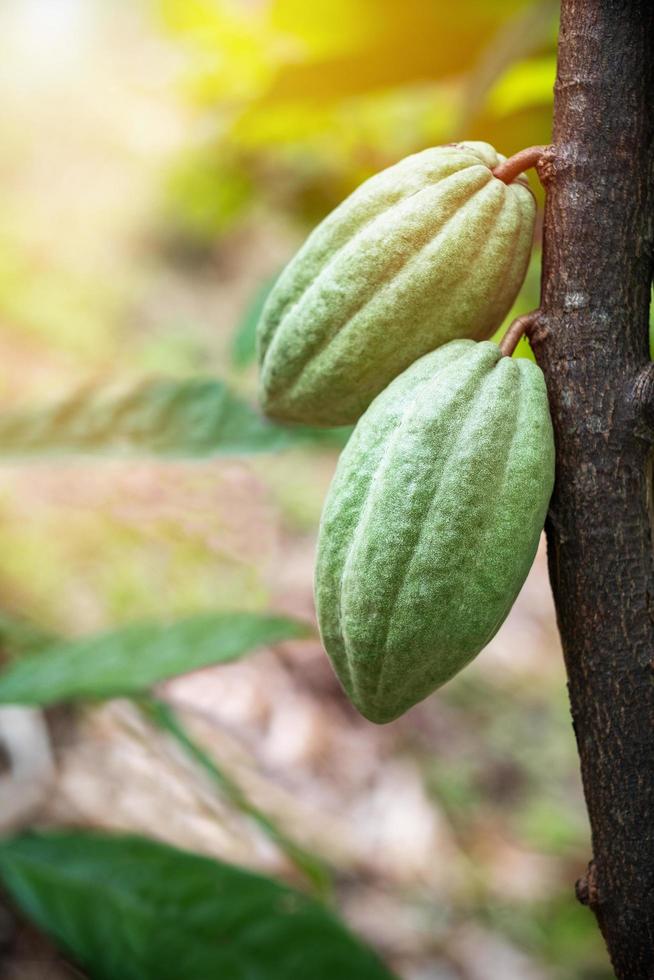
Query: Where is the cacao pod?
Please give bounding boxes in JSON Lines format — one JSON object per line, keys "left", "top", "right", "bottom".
{"left": 314, "top": 340, "right": 554, "bottom": 723}
{"left": 258, "top": 142, "right": 535, "bottom": 426}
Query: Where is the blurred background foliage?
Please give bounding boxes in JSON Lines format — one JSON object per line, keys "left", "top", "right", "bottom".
{"left": 154, "top": 0, "right": 557, "bottom": 235}
{"left": 0, "top": 0, "right": 618, "bottom": 978}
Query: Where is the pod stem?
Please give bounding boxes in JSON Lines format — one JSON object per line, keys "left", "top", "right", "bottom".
{"left": 499, "top": 311, "right": 541, "bottom": 357}
{"left": 492, "top": 145, "right": 549, "bottom": 184}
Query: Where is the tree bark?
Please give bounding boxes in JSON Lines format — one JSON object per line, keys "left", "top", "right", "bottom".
{"left": 532, "top": 1, "right": 654, "bottom": 976}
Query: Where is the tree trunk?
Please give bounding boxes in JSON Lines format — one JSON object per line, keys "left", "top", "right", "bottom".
{"left": 533, "top": 0, "right": 654, "bottom": 976}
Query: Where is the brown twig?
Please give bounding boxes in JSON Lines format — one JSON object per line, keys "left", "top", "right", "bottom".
{"left": 498, "top": 311, "right": 541, "bottom": 357}
{"left": 493, "top": 145, "right": 548, "bottom": 184}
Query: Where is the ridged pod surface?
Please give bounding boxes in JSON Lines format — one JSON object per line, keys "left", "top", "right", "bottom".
{"left": 314, "top": 340, "right": 555, "bottom": 723}
{"left": 258, "top": 142, "right": 536, "bottom": 426}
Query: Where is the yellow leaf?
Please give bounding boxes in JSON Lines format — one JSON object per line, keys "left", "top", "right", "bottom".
{"left": 259, "top": 0, "right": 530, "bottom": 104}
{"left": 487, "top": 55, "right": 556, "bottom": 116}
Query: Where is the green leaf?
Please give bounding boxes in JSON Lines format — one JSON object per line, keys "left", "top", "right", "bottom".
{"left": 142, "top": 697, "right": 332, "bottom": 899}
{"left": 258, "top": 0, "right": 530, "bottom": 105}
{"left": 0, "top": 612, "right": 57, "bottom": 661}
{"left": 0, "top": 376, "right": 351, "bottom": 458}
{"left": 0, "top": 832, "right": 396, "bottom": 980}
{"left": 0, "top": 378, "right": 293, "bottom": 458}
{"left": 162, "top": 150, "right": 255, "bottom": 243}
{"left": 486, "top": 54, "right": 557, "bottom": 118}
{"left": 286, "top": 421, "right": 353, "bottom": 449}
{"left": 0, "top": 610, "right": 327, "bottom": 894}
{"left": 0, "top": 612, "right": 311, "bottom": 705}
{"left": 231, "top": 276, "right": 277, "bottom": 369}
{"left": 457, "top": 1, "right": 556, "bottom": 131}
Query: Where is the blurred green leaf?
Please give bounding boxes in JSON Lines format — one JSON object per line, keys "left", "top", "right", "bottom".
{"left": 155, "top": 0, "right": 557, "bottom": 225}
{"left": 143, "top": 696, "right": 332, "bottom": 898}
{"left": 258, "top": 0, "right": 531, "bottom": 106}
{"left": 0, "top": 831, "right": 396, "bottom": 980}
{"left": 162, "top": 151, "right": 255, "bottom": 244}
{"left": 457, "top": 1, "right": 557, "bottom": 133}
{"left": 0, "top": 608, "right": 327, "bottom": 895}
{"left": 486, "top": 55, "right": 557, "bottom": 118}
{"left": 0, "top": 612, "right": 57, "bottom": 662}
{"left": 0, "top": 612, "right": 311, "bottom": 705}
{"left": 281, "top": 420, "right": 352, "bottom": 449}
{"left": 231, "top": 276, "right": 278, "bottom": 369}
{"left": 0, "top": 377, "right": 349, "bottom": 459}
{"left": 493, "top": 249, "right": 542, "bottom": 361}
{"left": 158, "top": 0, "right": 529, "bottom": 108}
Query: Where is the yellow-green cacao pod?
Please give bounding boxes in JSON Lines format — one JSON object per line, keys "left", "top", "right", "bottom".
{"left": 314, "top": 340, "right": 554, "bottom": 723}
{"left": 258, "top": 142, "right": 535, "bottom": 426}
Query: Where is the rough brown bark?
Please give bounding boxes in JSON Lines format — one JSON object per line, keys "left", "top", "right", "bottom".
{"left": 531, "top": 1, "right": 654, "bottom": 976}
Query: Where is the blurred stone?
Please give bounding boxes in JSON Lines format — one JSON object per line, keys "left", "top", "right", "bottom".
{"left": 448, "top": 925, "right": 549, "bottom": 980}
{"left": 0, "top": 706, "right": 55, "bottom": 832}
{"left": 402, "top": 963, "right": 460, "bottom": 980}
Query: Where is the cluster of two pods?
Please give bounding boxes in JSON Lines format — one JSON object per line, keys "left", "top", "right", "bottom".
{"left": 256, "top": 141, "right": 554, "bottom": 722}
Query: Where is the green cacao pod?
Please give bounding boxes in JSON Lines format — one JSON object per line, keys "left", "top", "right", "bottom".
{"left": 258, "top": 141, "right": 535, "bottom": 427}
{"left": 314, "top": 340, "right": 554, "bottom": 723}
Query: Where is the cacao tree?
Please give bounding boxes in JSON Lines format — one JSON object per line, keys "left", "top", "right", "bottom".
{"left": 532, "top": 1, "right": 654, "bottom": 976}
